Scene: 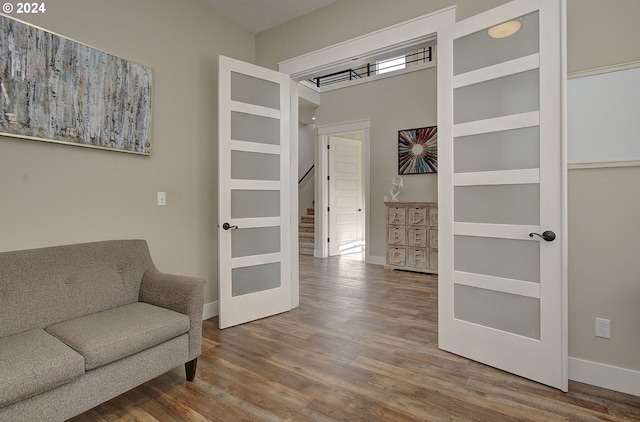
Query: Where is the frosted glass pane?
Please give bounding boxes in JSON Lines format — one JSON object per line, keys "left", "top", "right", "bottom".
{"left": 455, "top": 284, "right": 540, "bottom": 339}
{"left": 454, "top": 127, "right": 539, "bottom": 173}
{"left": 454, "top": 69, "right": 539, "bottom": 124}
{"left": 231, "top": 227, "right": 280, "bottom": 258}
{"left": 231, "top": 190, "right": 279, "bottom": 218}
{"left": 455, "top": 184, "right": 539, "bottom": 225}
{"left": 455, "top": 235, "right": 539, "bottom": 283}
{"left": 231, "top": 72, "right": 280, "bottom": 110}
{"left": 232, "top": 262, "right": 281, "bottom": 297}
{"left": 231, "top": 111, "right": 279, "bottom": 145}
{"left": 231, "top": 151, "right": 279, "bottom": 181}
{"left": 454, "top": 12, "right": 539, "bottom": 75}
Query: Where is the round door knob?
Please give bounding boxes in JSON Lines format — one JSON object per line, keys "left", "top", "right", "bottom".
{"left": 529, "top": 231, "right": 556, "bottom": 241}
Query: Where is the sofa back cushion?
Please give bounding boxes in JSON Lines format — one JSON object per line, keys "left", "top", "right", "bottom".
{"left": 0, "top": 240, "right": 154, "bottom": 338}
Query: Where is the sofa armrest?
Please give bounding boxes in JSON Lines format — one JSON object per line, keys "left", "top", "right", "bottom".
{"left": 139, "top": 270, "right": 205, "bottom": 361}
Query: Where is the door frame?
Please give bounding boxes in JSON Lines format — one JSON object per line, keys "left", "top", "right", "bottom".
{"left": 278, "top": 2, "right": 567, "bottom": 389}
{"left": 278, "top": 7, "right": 455, "bottom": 80}
{"left": 280, "top": 7, "right": 456, "bottom": 266}
{"left": 317, "top": 121, "right": 370, "bottom": 261}
{"left": 289, "top": 80, "right": 300, "bottom": 308}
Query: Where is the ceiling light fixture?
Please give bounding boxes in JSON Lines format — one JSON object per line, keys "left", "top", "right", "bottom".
{"left": 488, "top": 20, "right": 522, "bottom": 39}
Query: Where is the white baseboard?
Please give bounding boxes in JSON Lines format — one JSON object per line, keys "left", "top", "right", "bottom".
{"left": 368, "top": 255, "right": 385, "bottom": 266}
{"left": 569, "top": 357, "right": 640, "bottom": 397}
{"left": 202, "top": 301, "right": 218, "bottom": 320}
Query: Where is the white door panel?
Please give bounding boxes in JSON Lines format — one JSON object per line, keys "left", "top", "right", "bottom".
{"left": 218, "top": 55, "right": 294, "bottom": 329}
{"left": 329, "top": 136, "right": 363, "bottom": 256}
{"left": 438, "top": 0, "right": 567, "bottom": 390}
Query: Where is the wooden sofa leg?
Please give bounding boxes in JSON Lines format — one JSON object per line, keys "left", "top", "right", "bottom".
{"left": 185, "top": 358, "right": 198, "bottom": 381}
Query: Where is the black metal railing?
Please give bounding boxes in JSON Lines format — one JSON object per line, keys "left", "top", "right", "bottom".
{"left": 299, "top": 164, "right": 314, "bottom": 184}
{"left": 309, "top": 46, "right": 433, "bottom": 88}
{"left": 310, "top": 68, "right": 366, "bottom": 87}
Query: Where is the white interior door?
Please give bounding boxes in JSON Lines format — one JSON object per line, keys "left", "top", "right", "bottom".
{"left": 328, "top": 136, "right": 363, "bottom": 256}
{"left": 438, "top": 0, "right": 567, "bottom": 390}
{"left": 218, "top": 55, "right": 293, "bottom": 329}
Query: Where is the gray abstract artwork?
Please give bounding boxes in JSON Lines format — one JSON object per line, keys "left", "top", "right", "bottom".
{"left": 0, "top": 16, "right": 152, "bottom": 154}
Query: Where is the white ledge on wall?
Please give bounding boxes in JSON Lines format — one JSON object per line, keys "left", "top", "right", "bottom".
{"left": 568, "top": 60, "right": 640, "bottom": 80}
{"left": 568, "top": 160, "right": 640, "bottom": 170}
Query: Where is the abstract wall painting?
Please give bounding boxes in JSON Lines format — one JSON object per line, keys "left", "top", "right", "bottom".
{"left": 0, "top": 15, "right": 152, "bottom": 154}
{"left": 398, "top": 126, "right": 437, "bottom": 174}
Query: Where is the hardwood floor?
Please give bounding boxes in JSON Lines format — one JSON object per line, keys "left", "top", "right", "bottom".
{"left": 71, "top": 255, "right": 640, "bottom": 421}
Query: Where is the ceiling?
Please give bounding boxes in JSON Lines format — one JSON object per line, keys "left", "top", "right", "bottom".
{"left": 202, "top": 0, "right": 337, "bottom": 33}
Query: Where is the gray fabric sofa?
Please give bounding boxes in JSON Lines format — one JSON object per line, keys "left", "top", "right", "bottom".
{"left": 0, "top": 239, "right": 205, "bottom": 421}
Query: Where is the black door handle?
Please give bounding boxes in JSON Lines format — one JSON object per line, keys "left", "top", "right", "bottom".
{"left": 222, "top": 222, "right": 238, "bottom": 230}
{"left": 529, "top": 231, "right": 556, "bottom": 241}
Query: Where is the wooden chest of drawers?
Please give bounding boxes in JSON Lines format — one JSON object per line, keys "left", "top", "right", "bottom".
{"left": 385, "top": 202, "right": 438, "bottom": 274}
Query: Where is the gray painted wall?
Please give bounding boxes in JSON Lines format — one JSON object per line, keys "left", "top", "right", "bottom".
{"left": 0, "top": 0, "right": 255, "bottom": 307}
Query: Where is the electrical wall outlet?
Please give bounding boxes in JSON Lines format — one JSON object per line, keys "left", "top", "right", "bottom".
{"left": 595, "top": 318, "right": 610, "bottom": 339}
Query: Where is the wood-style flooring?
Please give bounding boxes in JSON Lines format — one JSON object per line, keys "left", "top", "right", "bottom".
{"left": 71, "top": 254, "right": 640, "bottom": 421}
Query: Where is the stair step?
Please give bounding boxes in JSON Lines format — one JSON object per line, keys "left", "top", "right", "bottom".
{"left": 299, "top": 246, "right": 314, "bottom": 255}
{"left": 299, "top": 223, "right": 314, "bottom": 233}
{"left": 299, "top": 206, "right": 314, "bottom": 255}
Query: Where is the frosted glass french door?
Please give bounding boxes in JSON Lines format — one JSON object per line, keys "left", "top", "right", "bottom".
{"left": 438, "top": 0, "right": 567, "bottom": 390}
{"left": 218, "top": 55, "right": 292, "bottom": 329}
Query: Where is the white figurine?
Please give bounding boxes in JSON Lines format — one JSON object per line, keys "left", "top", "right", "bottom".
{"left": 390, "top": 175, "right": 403, "bottom": 202}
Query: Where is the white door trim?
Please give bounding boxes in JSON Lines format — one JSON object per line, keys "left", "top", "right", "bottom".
{"left": 289, "top": 80, "right": 300, "bottom": 308}
{"left": 316, "top": 120, "right": 371, "bottom": 262}
{"left": 278, "top": 7, "right": 455, "bottom": 80}
{"left": 279, "top": 6, "right": 455, "bottom": 267}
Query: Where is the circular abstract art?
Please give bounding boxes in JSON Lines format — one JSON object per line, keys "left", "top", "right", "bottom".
{"left": 398, "top": 126, "right": 437, "bottom": 174}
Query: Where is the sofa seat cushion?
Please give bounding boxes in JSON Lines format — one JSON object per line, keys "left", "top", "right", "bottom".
{"left": 0, "top": 329, "right": 85, "bottom": 408}
{"left": 46, "top": 302, "right": 190, "bottom": 371}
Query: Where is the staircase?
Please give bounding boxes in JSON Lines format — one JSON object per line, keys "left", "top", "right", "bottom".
{"left": 299, "top": 206, "right": 315, "bottom": 255}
